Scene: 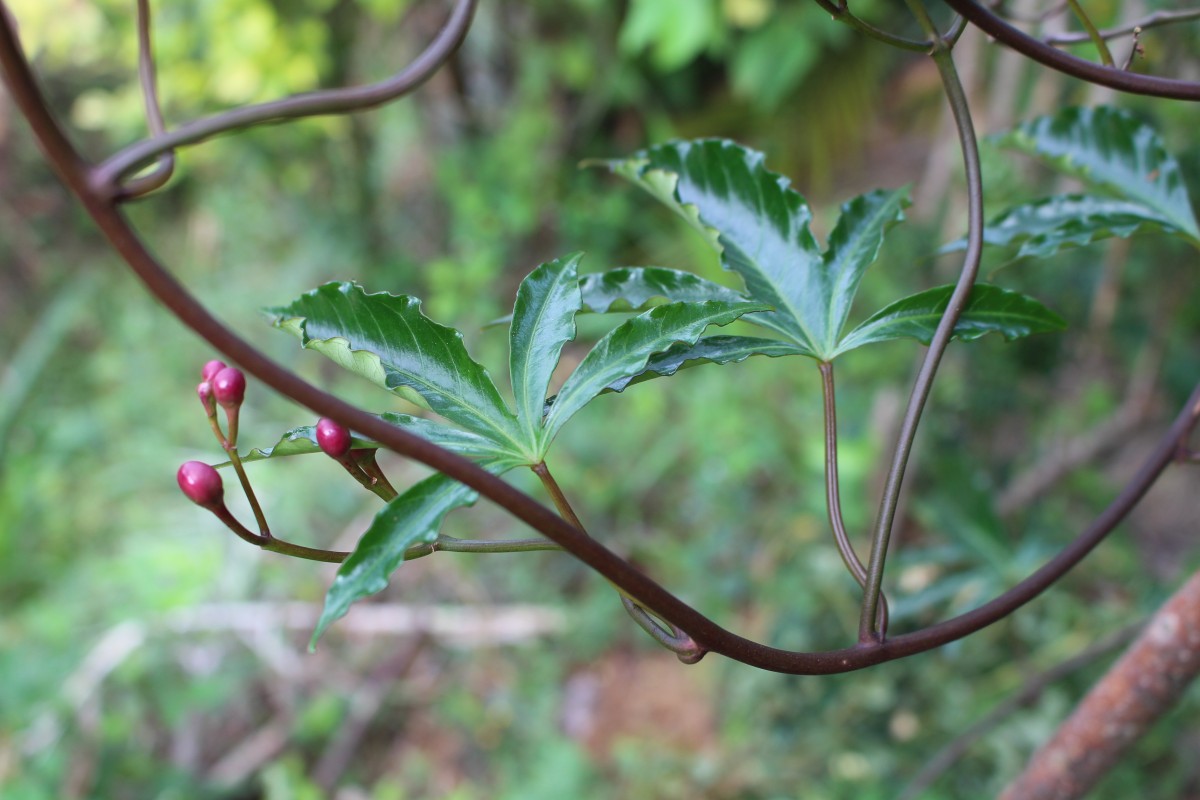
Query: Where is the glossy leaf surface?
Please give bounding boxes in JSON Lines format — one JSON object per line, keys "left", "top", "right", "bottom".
{"left": 577, "top": 267, "right": 746, "bottom": 312}
{"left": 269, "top": 283, "right": 523, "bottom": 452}
{"left": 602, "top": 335, "right": 812, "bottom": 393}
{"left": 541, "top": 299, "right": 769, "bottom": 447}
{"left": 604, "top": 140, "right": 908, "bottom": 357}
{"left": 836, "top": 284, "right": 1066, "bottom": 354}
{"left": 963, "top": 194, "right": 1190, "bottom": 259}
{"left": 509, "top": 254, "right": 583, "bottom": 441}
{"left": 311, "top": 463, "right": 517, "bottom": 646}
{"left": 999, "top": 106, "right": 1199, "bottom": 242}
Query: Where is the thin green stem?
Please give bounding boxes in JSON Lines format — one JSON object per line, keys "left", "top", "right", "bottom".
{"left": 353, "top": 449, "right": 400, "bottom": 499}
{"left": 205, "top": 405, "right": 270, "bottom": 536}
{"left": 860, "top": 0, "right": 985, "bottom": 643}
{"left": 1065, "top": 0, "right": 1116, "bottom": 66}
{"left": 819, "top": 361, "right": 888, "bottom": 633}
{"left": 532, "top": 461, "right": 704, "bottom": 661}
{"left": 814, "top": 0, "right": 934, "bottom": 52}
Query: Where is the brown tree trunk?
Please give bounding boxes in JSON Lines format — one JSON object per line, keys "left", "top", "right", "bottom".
{"left": 1000, "top": 567, "right": 1200, "bottom": 799}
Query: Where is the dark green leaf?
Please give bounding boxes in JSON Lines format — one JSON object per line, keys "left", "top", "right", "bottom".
{"left": 601, "top": 335, "right": 812, "bottom": 393}
{"left": 268, "top": 283, "right": 524, "bottom": 454}
{"left": 948, "top": 194, "right": 1190, "bottom": 259}
{"left": 311, "top": 464, "right": 516, "bottom": 646}
{"left": 822, "top": 188, "right": 911, "bottom": 346}
{"left": 231, "top": 413, "right": 517, "bottom": 466}
{"left": 998, "top": 106, "right": 1199, "bottom": 242}
{"left": 541, "top": 299, "right": 770, "bottom": 448}
{"left": 578, "top": 267, "right": 746, "bottom": 313}
{"left": 603, "top": 140, "right": 908, "bottom": 357}
{"left": 836, "top": 284, "right": 1066, "bottom": 354}
{"left": 604, "top": 140, "right": 823, "bottom": 350}
{"left": 509, "top": 254, "right": 583, "bottom": 443}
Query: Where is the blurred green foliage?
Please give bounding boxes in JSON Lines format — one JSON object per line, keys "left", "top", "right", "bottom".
{"left": 2, "top": 1, "right": 1199, "bottom": 798}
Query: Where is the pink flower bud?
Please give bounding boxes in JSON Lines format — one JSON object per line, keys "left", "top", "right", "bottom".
{"left": 212, "top": 367, "right": 246, "bottom": 409}
{"left": 177, "top": 461, "right": 224, "bottom": 508}
{"left": 316, "top": 417, "right": 352, "bottom": 458}
{"left": 197, "top": 381, "right": 215, "bottom": 414}
{"left": 201, "top": 360, "right": 227, "bottom": 382}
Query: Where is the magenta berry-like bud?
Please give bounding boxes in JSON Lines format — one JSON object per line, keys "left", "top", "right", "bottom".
{"left": 197, "top": 381, "right": 215, "bottom": 414}
{"left": 201, "top": 360, "right": 227, "bottom": 382}
{"left": 316, "top": 417, "right": 353, "bottom": 458}
{"left": 177, "top": 461, "right": 224, "bottom": 508}
{"left": 212, "top": 367, "right": 246, "bottom": 408}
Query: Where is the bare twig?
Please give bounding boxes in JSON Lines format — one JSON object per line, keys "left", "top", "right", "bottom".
{"left": 94, "top": 0, "right": 479, "bottom": 192}
{"left": 997, "top": 342, "right": 1161, "bottom": 515}
{"left": 898, "top": 622, "right": 1140, "bottom": 800}
{"left": 1000, "top": 569, "right": 1200, "bottom": 799}
{"left": 313, "top": 636, "right": 428, "bottom": 790}
{"left": 1044, "top": 8, "right": 1200, "bottom": 45}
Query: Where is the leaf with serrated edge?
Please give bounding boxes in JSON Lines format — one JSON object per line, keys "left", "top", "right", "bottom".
{"left": 601, "top": 335, "right": 812, "bottom": 393}
{"left": 986, "top": 194, "right": 1186, "bottom": 259}
{"left": 509, "top": 254, "right": 582, "bottom": 444}
{"left": 602, "top": 141, "right": 908, "bottom": 357}
{"left": 601, "top": 141, "right": 823, "bottom": 350}
{"left": 999, "top": 106, "right": 1199, "bottom": 241}
{"left": 541, "top": 299, "right": 769, "bottom": 449}
{"left": 577, "top": 267, "right": 746, "bottom": 313}
{"left": 268, "top": 282, "right": 524, "bottom": 455}
{"left": 835, "top": 284, "right": 1065, "bottom": 355}
{"left": 821, "top": 188, "right": 910, "bottom": 350}
{"left": 231, "top": 412, "right": 515, "bottom": 466}
{"left": 310, "top": 461, "right": 520, "bottom": 647}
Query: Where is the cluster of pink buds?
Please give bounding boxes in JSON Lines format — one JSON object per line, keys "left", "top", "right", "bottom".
{"left": 177, "top": 359, "right": 398, "bottom": 560}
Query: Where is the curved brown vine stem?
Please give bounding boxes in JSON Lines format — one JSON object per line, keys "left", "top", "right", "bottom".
{"left": 943, "top": 0, "right": 1200, "bottom": 99}
{"left": 119, "top": 0, "right": 174, "bottom": 200}
{"left": 4, "top": 0, "right": 1200, "bottom": 674}
{"left": 92, "top": 0, "right": 479, "bottom": 194}
{"left": 859, "top": 0, "right": 985, "bottom": 643}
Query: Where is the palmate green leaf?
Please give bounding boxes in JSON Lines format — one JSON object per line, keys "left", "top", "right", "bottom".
{"left": 232, "top": 412, "right": 516, "bottom": 466}
{"left": 835, "top": 284, "right": 1066, "bottom": 355}
{"left": 998, "top": 106, "right": 1199, "bottom": 242}
{"left": 268, "top": 282, "right": 524, "bottom": 455}
{"left": 509, "top": 254, "right": 583, "bottom": 443}
{"left": 311, "top": 460, "right": 520, "bottom": 647}
{"left": 603, "top": 140, "right": 822, "bottom": 349}
{"left": 578, "top": 267, "right": 746, "bottom": 313}
{"left": 600, "top": 335, "right": 812, "bottom": 394}
{"left": 949, "top": 194, "right": 1190, "bottom": 260}
{"left": 603, "top": 140, "right": 908, "bottom": 358}
{"left": 540, "top": 299, "right": 769, "bottom": 448}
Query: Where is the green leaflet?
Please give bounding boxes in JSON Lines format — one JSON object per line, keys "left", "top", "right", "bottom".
{"left": 509, "top": 254, "right": 583, "bottom": 442}
{"left": 310, "top": 461, "right": 520, "bottom": 647}
{"left": 268, "top": 282, "right": 523, "bottom": 454}
{"left": 600, "top": 335, "right": 812, "bottom": 394}
{"left": 998, "top": 106, "right": 1199, "bottom": 242}
{"left": 602, "top": 139, "right": 909, "bottom": 358}
{"left": 231, "top": 412, "right": 518, "bottom": 466}
{"left": 540, "top": 299, "right": 770, "bottom": 448}
{"left": 578, "top": 267, "right": 746, "bottom": 313}
{"left": 835, "top": 284, "right": 1066, "bottom": 354}
{"left": 955, "top": 194, "right": 1190, "bottom": 261}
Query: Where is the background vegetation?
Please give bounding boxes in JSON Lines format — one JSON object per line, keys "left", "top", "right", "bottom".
{"left": 2, "top": 1, "right": 1198, "bottom": 797}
